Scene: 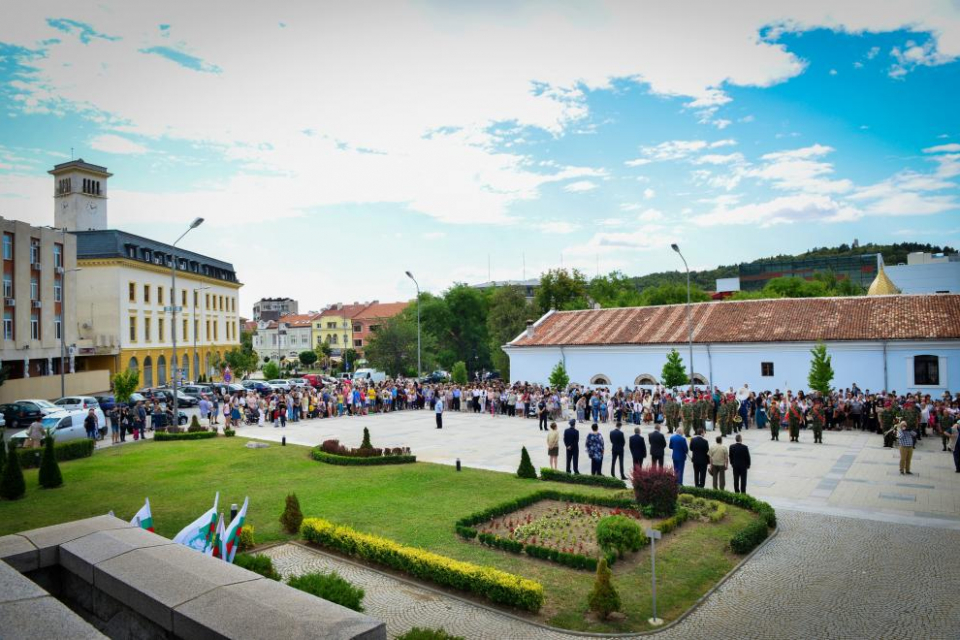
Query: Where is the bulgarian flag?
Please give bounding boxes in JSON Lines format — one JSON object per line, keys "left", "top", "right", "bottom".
{"left": 221, "top": 497, "right": 248, "bottom": 563}
{"left": 208, "top": 513, "right": 226, "bottom": 558}
{"left": 172, "top": 492, "right": 220, "bottom": 553}
{"left": 130, "top": 498, "right": 154, "bottom": 532}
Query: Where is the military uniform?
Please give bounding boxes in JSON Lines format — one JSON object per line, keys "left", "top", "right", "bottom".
{"left": 902, "top": 404, "right": 921, "bottom": 442}
{"left": 787, "top": 403, "right": 803, "bottom": 442}
{"left": 768, "top": 403, "right": 781, "bottom": 441}
{"left": 880, "top": 404, "right": 898, "bottom": 448}
{"left": 680, "top": 401, "right": 694, "bottom": 435}
{"left": 664, "top": 400, "right": 681, "bottom": 434}
{"left": 809, "top": 405, "right": 825, "bottom": 443}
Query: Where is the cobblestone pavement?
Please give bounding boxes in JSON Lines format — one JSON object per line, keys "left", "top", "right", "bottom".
{"left": 263, "top": 509, "right": 960, "bottom": 640}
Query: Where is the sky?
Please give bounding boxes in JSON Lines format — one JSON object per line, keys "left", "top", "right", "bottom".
{"left": 0, "top": 1, "right": 957, "bottom": 317}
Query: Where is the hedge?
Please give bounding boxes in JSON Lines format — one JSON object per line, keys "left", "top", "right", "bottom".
{"left": 678, "top": 486, "right": 776, "bottom": 554}
{"left": 301, "top": 517, "right": 543, "bottom": 612}
{"left": 311, "top": 450, "right": 416, "bottom": 466}
{"left": 539, "top": 468, "right": 627, "bottom": 489}
{"left": 154, "top": 430, "right": 217, "bottom": 441}
{"left": 17, "top": 438, "right": 94, "bottom": 469}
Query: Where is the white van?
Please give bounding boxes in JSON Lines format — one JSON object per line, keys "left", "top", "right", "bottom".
{"left": 351, "top": 368, "right": 386, "bottom": 383}
{"left": 9, "top": 409, "right": 107, "bottom": 446}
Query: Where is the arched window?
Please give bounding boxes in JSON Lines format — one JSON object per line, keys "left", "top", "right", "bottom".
{"left": 157, "top": 355, "right": 167, "bottom": 385}
{"left": 691, "top": 373, "right": 709, "bottom": 386}
{"left": 193, "top": 353, "right": 199, "bottom": 381}
{"left": 128, "top": 357, "right": 138, "bottom": 374}
{"left": 143, "top": 356, "right": 153, "bottom": 387}
{"left": 634, "top": 374, "right": 658, "bottom": 386}
{"left": 590, "top": 375, "right": 610, "bottom": 385}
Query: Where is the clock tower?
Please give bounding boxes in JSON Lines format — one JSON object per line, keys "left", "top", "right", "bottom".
{"left": 49, "top": 159, "right": 111, "bottom": 231}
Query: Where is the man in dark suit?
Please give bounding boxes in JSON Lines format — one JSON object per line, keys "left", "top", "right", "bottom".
{"left": 729, "top": 433, "right": 751, "bottom": 494}
{"left": 689, "top": 428, "right": 710, "bottom": 488}
{"left": 564, "top": 419, "right": 580, "bottom": 474}
{"left": 629, "top": 426, "right": 647, "bottom": 472}
{"left": 609, "top": 422, "right": 626, "bottom": 480}
{"left": 648, "top": 424, "right": 666, "bottom": 469}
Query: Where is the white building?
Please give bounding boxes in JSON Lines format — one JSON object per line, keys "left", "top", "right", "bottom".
{"left": 505, "top": 294, "right": 960, "bottom": 394}
{"left": 886, "top": 252, "right": 960, "bottom": 294}
{"left": 252, "top": 313, "right": 316, "bottom": 365}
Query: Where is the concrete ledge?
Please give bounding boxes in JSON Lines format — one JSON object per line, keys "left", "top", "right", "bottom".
{"left": 0, "top": 534, "right": 40, "bottom": 573}
{"left": 60, "top": 526, "right": 174, "bottom": 583}
{"left": 174, "top": 578, "right": 387, "bottom": 640}
{"left": 18, "top": 514, "right": 135, "bottom": 568}
{"left": 0, "top": 560, "right": 47, "bottom": 603}
{"left": 0, "top": 561, "right": 106, "bottom": 639}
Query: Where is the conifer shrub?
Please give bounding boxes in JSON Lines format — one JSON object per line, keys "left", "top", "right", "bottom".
{"left": 587, "top": 557, "right": 620, "bottom": 619}
{"left": 0, "top": 445, "right": 26, "bottom": 500}
{"left": 516, "top": 446, "right": 537, "bottom": 479}
{"left": 361, "top": 427, "right": 372, "bottom": 450}
{"left": 38, "top": 435, "right": 63, "bottom": 489}
{"left": 280, "top": 493, "right": 304, "bottom": 534}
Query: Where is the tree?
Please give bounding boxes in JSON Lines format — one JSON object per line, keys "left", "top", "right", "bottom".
{"left": 112, "top": 369, "right": 140, "bottom": 404}
{"left": 516, "top": 446, "right": 537, "bottom": 479}
{"left": 808, "top": 341, "right": 835, "bottom": 396}
{"left": 364, "top": 316, "right": 419, "bottom": 377}
{"left": 451, "top": 361, "right": 468, "bottom": 384}
{"left": 0, "top": 437, "right": 6, "bottom": 477}
{"left": 314, "top": 341, "right": 333, "bottom": 371}
{"left": 535, "top": 268, "right": 589, "bottom": 315}
{"left": 223, "top": 346, "right": 258, "bottom": 378}
{"left": 640, "top": 283, "right": 711, "bottom": 307}
{"left": 661, "top": 349, "right": 689, "bottom": 389}
{"left": 298, "top": 350, "right": 318, "bottom": 367}
{"left": 587, "top": 557, "right": 620, "bottom": 619}
{"left": 486, "top": 286, "right": 529, "bottom": 379}
{"left": 342, "top": 349, "right": 359, "bottom": 372}
{"left": 38, "top": 435, "right": 63, "bottom": 489}
{"left": 361, "top": 427, "right": 373, "bottom": 450}
{"left": 0, "top": 445, "right": 25, "bottom": 500}
{"left": 589, "top": 271, "right": 644, "bottom": 308}
{"left": 262, "top": 361, "right": 280, "bottom": 380}
{"left": 548, "top": 361, "right": 570, "bottom": 389}
{"left": 280, "top": 493, "right": 304, "bottom": 534}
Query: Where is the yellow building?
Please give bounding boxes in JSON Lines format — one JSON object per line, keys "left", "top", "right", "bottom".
{"left": 314, "top": 303, "right": 368, "bottom": 357}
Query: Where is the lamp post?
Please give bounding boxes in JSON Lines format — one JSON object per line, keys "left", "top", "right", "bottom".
{"left": 671, "top": 243, "right": 695, "bottom": 393}
{"left": 405, "top": 271, "right": 421, "bottom": 378}
{"left": 192, "top": 285, "right": 210, "bottom": 383}
{"left": 170, "top": 218, "right": 204, "bottom": 421}
{"left": 57, "top": 226, "right": 81, "bottom": 397}
{"left": 342, "top": 320, "right": 350, "bottom": 373}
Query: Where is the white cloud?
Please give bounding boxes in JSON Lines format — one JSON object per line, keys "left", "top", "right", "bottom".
{"left": 567, "top": 225, "right": 676, "bottom": 255}
{"left": 924, "top": 143, "right": 960, "bottom": 153}
{"left": 638, "top": 208, "right": 665, "bottom": 221}
{"left": 643, "top": 187, "right": 656, "bottom": 199}
{"left": 564, "top": 180, "right": 599, "bottom": 193}
{"left": 632, "top": 138, "right": 738, "bottom": 163}
{"left": 694, "top": 194, "right": 862, "bottom": 227}
{"left": 89, "top": 134, "right": 149, "bottom": 155}
{"left": 624, "top": 158, "right": 652, "bottom": 167}
{"left": 693, "top": 153, "right": 745, "bottom": 165}
{"left": 619, "top": 203, "right": 643, "bottom": 212}
{"left": 829, "top": 69, "right": 838, "bottom": 75}
{"left": 541, "top": 221, "right": 581, "bottom": 234}
{"left": 747, "top": 144, "right": 852, "bottom": 194}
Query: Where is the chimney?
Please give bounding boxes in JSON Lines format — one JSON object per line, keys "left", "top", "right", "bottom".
{"left": 525, "top": 320, "right": 535, "bottom": 339}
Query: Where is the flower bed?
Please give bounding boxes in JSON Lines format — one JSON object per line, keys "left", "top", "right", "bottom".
{"left": 313, "top": 437, "right": 415, "bottom": 466}
{"left": 678, "top": 486, "right": 776, "bottom": 554}
{"left": 311, "top": 449, "right": 416, "bottom": 466}
{"left": 154, "top": 430, "right": 217, "bottom": 441}
{"left": 301, "top": 517, "right": 543, "bottom": 612}
{"left": 539, "top": 468, "right": 627, "bottom": 489}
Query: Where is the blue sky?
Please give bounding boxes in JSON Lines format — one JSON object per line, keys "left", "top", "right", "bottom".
{"left": 0, "top": 2, "right": 957, "bottom": 314}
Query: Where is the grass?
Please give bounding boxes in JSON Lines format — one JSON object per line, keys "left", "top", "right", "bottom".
{"left": 0, "top": 438, "right": 760, "bottom": 633}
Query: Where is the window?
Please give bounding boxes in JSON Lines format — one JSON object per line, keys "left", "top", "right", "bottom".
{"left": 206, "top": 320, "right": 211, "bottom": 340}
{"left": 761, "top": 362, "right": 774, "bottom": 377}
{"left": 54, "top": 280, "right": 61, "bottom": 302}
{"left": 3, "top": 311, "right": 13, "bottom": 340}
{"left": 30, "top": 276, "right": 38, "bottom": 300}
{"left": 144, "top": 285, "right": 151, "bottom": 304}
{"left": 158, "top": 286, "right": 164, "bottom": 305}
{"left": 53, "top": 244, "right": 62, "bottom": 269}
{"left": 205, "top": 293, "right": 210, "bottom": 310}
{"left": 590, "top": 375, "right": 610, "bottom": 385}
{"left": 129, "top": 316, "right": 137, "bottom": 342}
{"left": 914, "top": 355, "right": 940, "bottom": 386}
{"left": 29, "top": 239, "right": 39, "bottom": 264}
{"left": 194, "top": 291, "right": 199, "bottom": 307}
{"left": 353, "top": 324, "right": 361, "bottom": 333}
{"left": 129, "top": 282, "right": 136, "bottom": 303}
{"left": 158, "top": 318, "right": 165, "bottom": 342}
{"left": 3, "top": 276, "right": 12, "bottom": 298}
{"left": 329, "top": 334, "right": 338, "bottom": 344}
{"left": 55, "top": 313, "right": 62, "bottom": 340}
{"left": 183, "top": 319, "right": 188, "bottom": 341}
{"left": 354, "top": 339, "right": 363, "bottom": 347}
{"left": 144, "top": 317, "right": 152, "bottom": 342}
{"left": 327, "top": 322, "right": 336, "bottom": 329}
{"left": 30, "top": 311, "right": 39, "bottom": 340}
{"left": 194, "top": 319, "right": 199, "bottom": 341}
{"left": 182, "top": 290, "right": 187, "bottom": 306}
{"left": 213, "top": 321, "right": 218, "bottom": 341}
{"left": 2, "top": 234, "right": 12, "bottom": 260}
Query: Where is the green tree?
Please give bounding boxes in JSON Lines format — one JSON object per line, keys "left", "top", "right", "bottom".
{"left": 443, "top": 284, "right": 491, "bottom": 372}
{"left": 516, "top": 446, "right": 537, "bottom": 479}
{"left": 262, "top": 361, "right": 280, "bottom": 380}
{"left": 0, "top": 437, "right": 5, "bottom": 477}
{"left": 661, "top": 349, "right": 689, "bottom": 389}
{"left": 587, "top": 557, "right": 621, "bottom": 619}
{"left": 486, "top": 286, "right": 529, "bottom": 379}
{"left": 314, "top": 341, "right": 333, "bottom": 371}
{"left": 298, "top": 350, "right": 318, "bottom": 367}
{"left": 342, "top": 349, "right": 359, "bottom": 372}
{"left": 38, "top": 435, "right": 63, "bottom": 489}
{"left": 548, "top": 360, "right": 570, "bottom": 389}
{"left": 280, "top": 493, "right": 304, "bottom": 534}
{"left": 224, "top": 346, "right": 259, "bottom": 378}
{"left": 240, "top": 328, "right": 255, "bottom": 352}
{"left": 0, "top": 445, "right": 25, "bottom": 500}
{"left": 535, "top": 268, "right": 589, "bottom": 315}
{"left": 589, "top": 271, "right": 644, "bottom": 308}
{"left": 640, "top": 283, "right": 711, "bottom": 306}
{"left": 112, "top": 368, "right": 140, "bottom": 404}
{"left": 364, "top": 316, "right": 419, "bottom": 377}
{"left": 808, "top": 341, "right": 835, "bottom": 396}
{"left": 451, "top": 361, "right": 468, "bottom": 384}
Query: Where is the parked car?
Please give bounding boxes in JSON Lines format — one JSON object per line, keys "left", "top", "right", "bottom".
{"left": 127, "top": 392, "right": 148, "bottom": 405}
{"left": 241, "top": 380, "right": 273, "bottom": 394}
{"left": 268, "top": 379, "right": 291, "bottom": 391}
{"left": 286, "top": 378, "right": 309, "bottom": 388}
{"left": 54, "top": 396, "right": 102, "bottom": 412}
{"left": 8, "top": 408, "right": 108, "bottom": 447}
{"left": 0, "top": 400, "right": 60, "bottom": 430}
{"left": 179, "top": 385, "right": 209, "bottom": 399}
{"left": 95, "top": 395, "right": 117, "bottom": 411}
{"left": 352, "top": 368, "right": 386, "bottom": 383}
{"left": 139, "top": 388, "right": 199, "bottom": 407}
{"left": 338, "top": 373, "right": 354, "bottom": 382}
{"left": 482, "top": 371, "right": 501, "bottom": 381}
{"left": 420, "top": 371, "right": 449, "bottom": 384}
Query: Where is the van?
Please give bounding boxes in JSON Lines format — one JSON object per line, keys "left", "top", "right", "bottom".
{"left": 351, "top": 368, "right": 386, "bottom": 383}
{"left": 9, "top": 409, "right": 107, "bottom": 446}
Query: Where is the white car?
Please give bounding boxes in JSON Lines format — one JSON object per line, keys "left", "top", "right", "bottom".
{"left": 19, "top": 399, "right": 61, "bottom": 415}
{"left": 268, "top": 379, "right": 291, "bottom": 391}
{"left": 9, "top": 408, "right": 107, "bottom": 446}
{"left": 286, "top": 378, "right": 308, "bottom": 388}
{"left": 54, "top": 396, "right": 101, "bottom": 412}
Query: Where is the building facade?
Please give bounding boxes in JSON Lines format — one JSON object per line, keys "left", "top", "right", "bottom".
{"left": 885, "top": 252, "right": 960, "bottom": 294}
{"left": 253, "top": 297, "right": 298, "bottom": 322}
{"left": 253, "top": 313, "right": 317, "bottom": 365}
{"left": 314, "top": 303, "right": 369, "bottom": 357}
{"left": 505, "top": 295, "right": 960, "bottom": 394}
{"left": 352, "top": 301, "right": 408, "bottom": 354}
{"left": 738, "top": 253, "right": 877, "bottom": 291}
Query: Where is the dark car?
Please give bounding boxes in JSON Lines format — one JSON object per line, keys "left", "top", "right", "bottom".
{"left": 241, "top": 380, "right": 273, "bottom": 394}
{"left": 483, "top": 371, "right": 501, "bottom": 381}
{"left": 420, "top": 371, "right": 449, "bottom": 384}
{"left": 0, "top": 400, "right": 59, "bottom": 430}
{"left": 95, "top": 395, "right": 117, "bottom": 411}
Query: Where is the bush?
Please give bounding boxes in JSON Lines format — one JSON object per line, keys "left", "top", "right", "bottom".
{"left": 516, "top": 446, "right": 537, "bottom": 479}
{"left": 0, "top": 436, "right": 6, "bottom": 477}
{"left": 631, "top": 465, "right": 678, "bottom": 517}
{"left": 238, "top": 524, "right": 256, "bottom": 551}
{"left": 16, "top": 438, "right": 94, "bottom": 469}
{"left": 540, "top": 468, "right": 626, "bottom": 489}
{"left": 188, "top": 415, "right": 205, "bottom": 432}
{"left": 301, "top": 517, "right": 544, "bottom": 612}
{"left": 596, "top": 515, "right": 643, "bottom": 558}
{"left": 154, "top": 430, "right": 217, "bottom": 441}
{"left": 396, "top": 629, "right": 465, "bottom": 640}
{"left": 1, "top": 446, "right": 25, "bottom": 500}
{"left": 361, "top": 427, "right": 372, "bottom": 450}
{"left": 477, "top": 533, "right": 523, "bottom": 554}
{"left": 311, "top": 449, "right": 416, "bottom": 466}
{"left": 287, "top": 571, "right": 365, "bottom": 612}
{"left": 234, "top": 553, "right": 280, "bottom": 580}
{"left": 678, "top": 486, "right": 776, "bottom": 554}
{"left": 280, "top": 493, "right": 304, "bottom": 534}
{"left": 38, "top": 436, "right": 63, "bottom": 489}
{"left": 224, "top": 429, "right": 236, "bottom": 437}
{"left": 587, "top": 557, "right": 620, "bottom": 620}
{"left": 731, "top": 518, "right": 769, "bottom": 554}
{"left": 524, "top": 544, "right": 598, "bottom": 571}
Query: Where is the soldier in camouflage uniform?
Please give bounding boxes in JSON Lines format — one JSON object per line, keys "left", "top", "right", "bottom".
{"left": 787, "top": 400, "right": 803, "bottom": 442}
{"left": 808, "top": 399, "right": 826, "bottom": 444}
{"left": 901, "top": 400, "right": 921, "bottom": 442}
{"left": 694, "top": 398, "right": 708, "bottom": 433}
{"left": 768, "top": 398, "right": 782, "bottom": 441}
{"left": 680, "top": 401, "right": 694, "bottom": 435}
{"left": 880, "top": 401, "right": 899, "bottom": 448}
{"left": 664, "top": 399, "right": 681, "bottom": 434}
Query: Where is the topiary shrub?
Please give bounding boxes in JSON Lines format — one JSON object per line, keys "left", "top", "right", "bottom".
{"left": 361, "top": 427, "right": 372, "bottom": 450}
{"left": 188, "top": 415, "right": 205, "bottom": 432}
{"left": 234, "top": 553, "right": 280, "bottom": 580}
{"left": 287, "top": 571, "right": 365, "bottom": 612}
{"left": 396, "top": 629, "right": 465, "bottom": 640}
{"left": 596, "top": 515, "right": 643, "bottom": 558}
{"left": 238, "top": 524, "right": 256, "bottom": 551}
{"left": 280, "top": 493, "right": 304, "bottom": 534}
{"left": 631, "top": 465, "right": 678, "bottom": 517}
{"left": 224, "top": 429, "right": 236, "bottom": 437}
{"left": 0, "top": 446, "right": 26, "bottom": 500}
{"left": 517, "top": 446, "right": 537, "bottom": 479}
{"left": 587, "top": 557, "right": 620, "bottom": 619}
{"left": 38, "top": 435, "right": 63, "bottom": 489}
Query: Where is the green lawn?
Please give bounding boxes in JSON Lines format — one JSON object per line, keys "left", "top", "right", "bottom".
{"left": 0, "top": 438, "right": 759, "bottom": 633}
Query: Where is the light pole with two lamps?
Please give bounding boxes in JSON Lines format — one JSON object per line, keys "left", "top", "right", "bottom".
{"left": 670, "top": 243, "right": 695, "bottom": 394}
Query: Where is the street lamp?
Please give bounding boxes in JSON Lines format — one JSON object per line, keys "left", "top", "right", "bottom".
{"left": 57, "top": 226, "right": 81, "bottom": 397}
{"left": 170, "top": 217, "right": 204, "bottom": 421}
{"left": 405, "top": 271, "right": 421, "bottom": 378}
{"left": 192, "top": 285, "right": 210, "bottom": 383}
{"left": 671, "top": 243, "right": 695, "bottom": 394}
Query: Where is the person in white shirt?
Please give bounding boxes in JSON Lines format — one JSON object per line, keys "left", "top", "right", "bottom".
{"left": 435, "top": 395, "right": 444, "bottom": 429}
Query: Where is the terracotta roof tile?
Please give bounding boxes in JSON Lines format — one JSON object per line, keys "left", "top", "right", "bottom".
{"left": 355, "top": 301, "right": 408, "bottom": 319}
{"left": 510, "top": 294, "right": 960, "bottom": 346}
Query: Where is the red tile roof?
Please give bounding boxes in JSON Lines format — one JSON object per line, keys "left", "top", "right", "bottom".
{"left": 319, "top": 304, "right": 371, "bottom": 319}
{"left": 279, "top": 313, "right": 320, "bottom": 328}
{"left": 509, "top": 294, "right": 960, "bottom": 347}
{"left": 355, "top": 301, "right": 408, "bottom": 319}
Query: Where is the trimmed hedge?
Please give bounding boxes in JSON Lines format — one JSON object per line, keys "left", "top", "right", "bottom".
{"left": 539, "top": 468, "right": 627, "bottom": 489}
{"left": 678, "top": 486, "right": 776, "bottom": 554}
{"left": 224, "top": 429, "right": 236, "bottom": 437}
{"left": 396, "top": 629, "right": 465, "bottom": 640}
{"left": 17, "top": 438, "right": 94, "bottom": 469}
{"left": 154, "top": 430, "right": 217, "bottom": 441}
{"left": 287, "top": 571, "right": 365, "bottom": 612}
{"left": 234, "top": 553, "right": 281, "bottom": 581}
{"left": 311, "top": 449, "right": 417, "bottom": 466}
{"left": 301, "top": 517, "right": 543, "bottom": 612}
{"left": 524, "top": 543, "right": 601, "bottom": 571}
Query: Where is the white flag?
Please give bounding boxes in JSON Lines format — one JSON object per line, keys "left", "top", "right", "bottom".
{"left": 130, "top": 498, "right": 154, "bottom": 532}
{"left": 172, "top": 492, "right": 219, "bottom": 553}
{"left": 221, "top": 497, "right": 248, "bottom": 563}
